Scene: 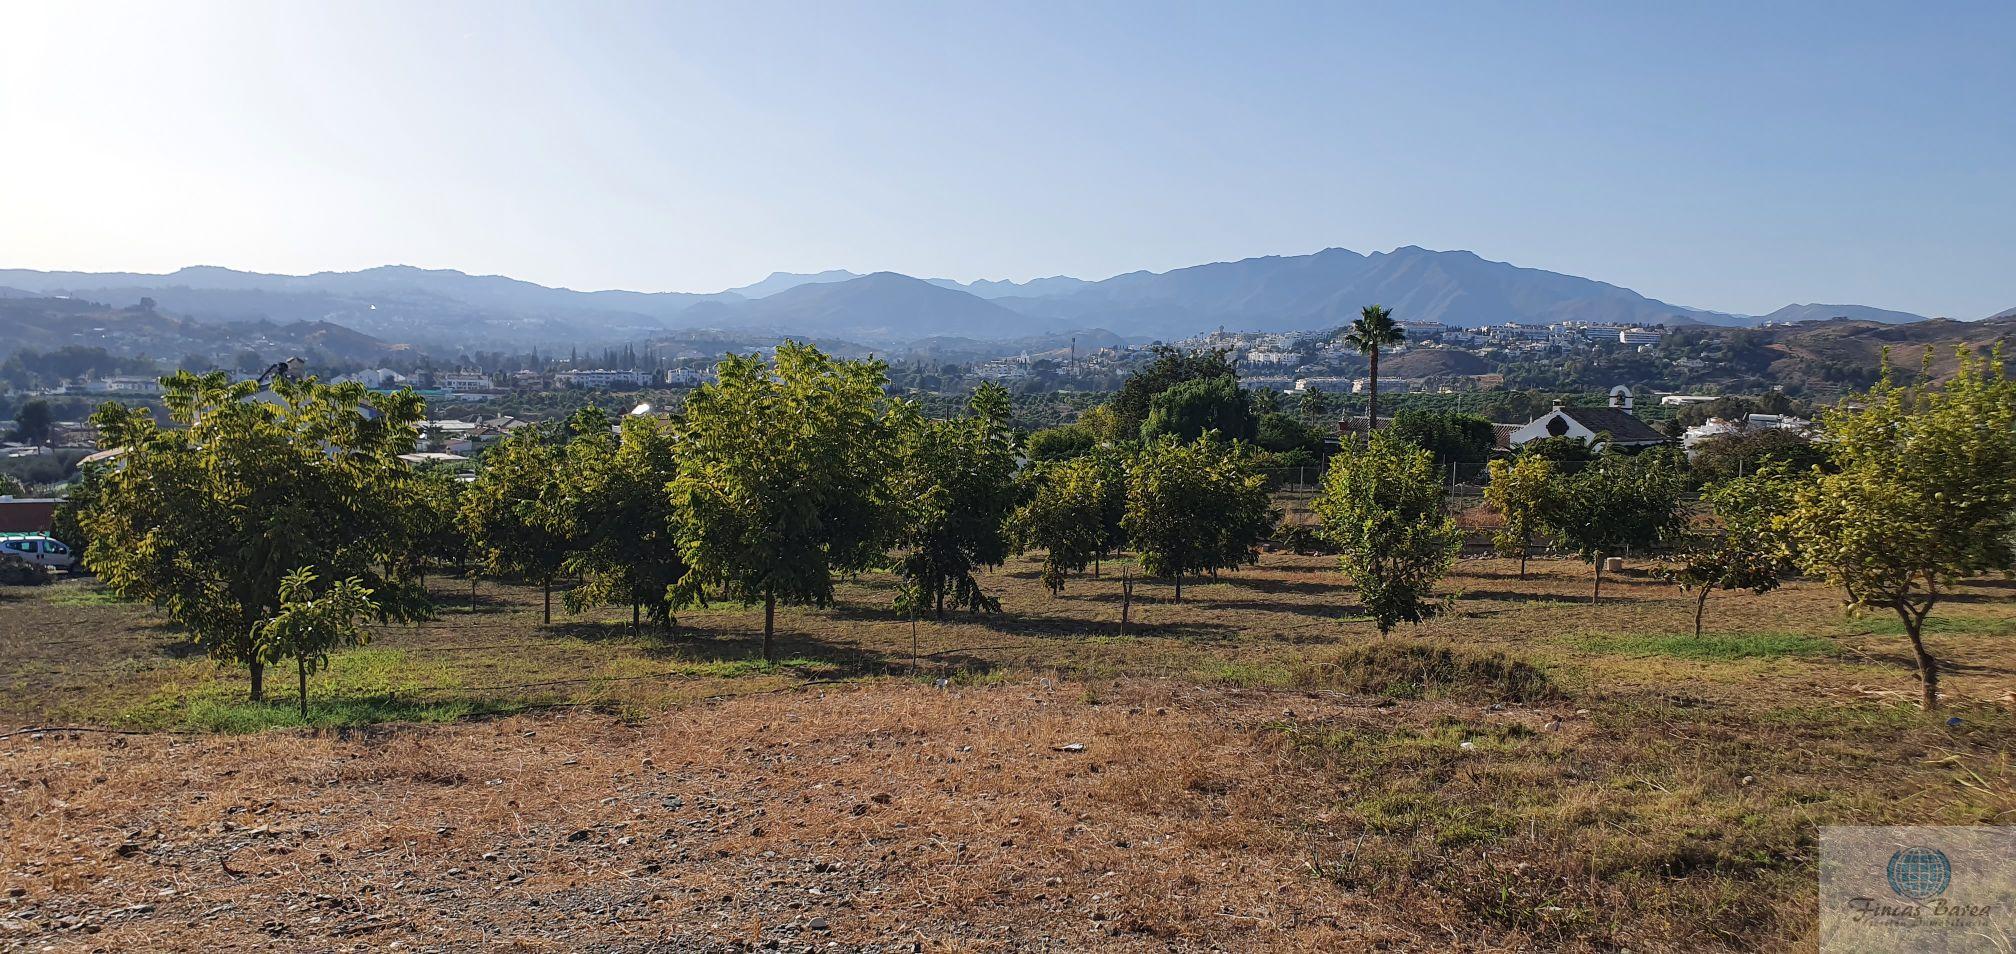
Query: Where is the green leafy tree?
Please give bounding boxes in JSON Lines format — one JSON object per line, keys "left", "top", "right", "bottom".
{"left": 1314, "top": 430, "right": 1462, "bottom": 633}
{"left": 1518, "top": 434, "right": 1597, "bottom": 463}
{"left": 1483, "top": 453, "right": 1556, "bottom": 578}
{"left": 1297, "top": 386, "right": 1334, "bottom": 426}
{"left": 1122, "top": 434, "right": 1274, "bottom": 600}
{"left": 0, "top": 473, "right": 23, "bottom": 497}
{"left": 256, "top": 568, "right": 378, "bottom": 719}
{"left": 396, "top": 470, "right": 467, "bottom": 584}
{"left": 1342, "top": 305, "right": 1405, "bottom": 428}
{"left": 462, "top": 427, "right": 573, "bottom": 623}
{"left": 891, "top": 384, "right": 1019, "bottom": 616}
{"left": 1782, "top": 348, "right": 2016, "bottom": 709}
{"left": 1024, "top": 423, "right": 1097, "bottom": 463}
{"left": 1688, "top": 428, "right": 1829, "bottom": 483}
{"left": 1669, "top": 475, "right": 1796, "bottom": 637}
{"left": 1140, "top": 376, "right": 1257, "bottom": 443}
{"left": 82, "top": 372, "right": 428, "bottom": 700}
{"left": 1256, "top": 412, "right": 1326, "bottom": 457}
{"left": 1388, "top": 410, "right": 1495, "bottom": 469}
{"left": 671, "top": 343, "right": 898, "bottom": 662}
{"left": 1542, "top": 450, "right": 1688, "bottom": 603}
{"left": 557, "top": 414, "right": 685, "bottom": 631}
{"left": 1012, "top": 452, "right": 1124, "bottom": 595}
{"left": 1110, "top": 346, "right": 1238, "bottom": 439}
{"left": 8, "top": 399, "right": 54, "bottom": 445}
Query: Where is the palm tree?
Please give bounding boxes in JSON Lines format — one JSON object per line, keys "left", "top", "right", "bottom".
{"left": 1343, "top": 304, "right": 1406, "bottom": 432}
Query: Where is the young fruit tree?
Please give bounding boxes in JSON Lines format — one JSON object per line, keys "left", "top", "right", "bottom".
{"left": 1483, "top": 453, "right": 1555, "bottom": 578}
{"left": 1668, "top": 474, "right": 1797, "bottom": 637}
{"left": 1122, "top": 434, "right": 1274, "bottom": 601}
{"left": 1783, "top": 348, "right": 2016, "bottom": 710}
{"left": 461, "top": 426, "right": 573, "bottom": 624}
{"left": 256, "top": 568, "right": 379, "bottom": 719}
{"left": 1541, "top": 449, "right": 1688, "bottom": 604}
{"left": 1313, "top": 430, "right": 1463, "bottom": 633}
{"left": 671, "top": 343, "right": 899, "bottom": 662}
{"left": 1012, "top": 452, "right": 1122, "bottom": 595}
{"left": 555, "top": 414, "right": 686, "bottom": 632}
{"left": 83, "top": 372, "right": 430, "bottom": 701}
{"left": 890, "top": 384, "right": 1019, "bottom": 616}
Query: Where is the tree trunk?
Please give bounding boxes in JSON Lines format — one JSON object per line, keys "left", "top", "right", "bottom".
{"left": 1902, "top": 609, "right": 1940, "bottom": 710}
{"left": 1366, "top": 350, "right": 1379, "bottom": 432}
{"left": 1518, "top": 544, "right": 1529, "bottom": 580}
{"left": 631, "top": 601, "right": 640, "bottom": 632}
{"left": 297, "top": 655, "right": 309, "bottom": 720}
{"left": 542, "top": 578, "right": 552, "bottom": 625}
{"left": 1694, "top": 587, "right": 1710, "bottom": 638}
{"left": 1591, "top": 554, "right": 1603, "bottom": 605}
{"left": 250, "top": 658, "right": 265, "bottom": 702}
{"left": 762, "top": 591, "right": 776, "bottom": 665}
{"left": 1173, "top": 574, "right": 1182, "bottom": 602}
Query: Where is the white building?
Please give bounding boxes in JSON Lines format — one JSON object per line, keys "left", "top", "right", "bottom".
{"left": 98, "top": 376, "right": 164, "bottom": 395}
{"left": 439, "top": 371, "right": 494, "bottom": 393}
{"left": 661, "top": 368, "right": 718, "bottom": 387}
{"left": 1352, "top": 377, "right": 1417, "bottom": 395}
{"left": 331, "top": 368, "right": 410, "bottom": 389}
{"left": 555, "top": 369, "right": 653, "bottom": 389}
{"left": 1242, "top": 349, "right": 1300, "bottom": 367}
{"left": 1507, "top": 388, "right": 1669, "bottom": 451}
{"left": 1618, "top": 329, "right": 1663, "bottom": 346}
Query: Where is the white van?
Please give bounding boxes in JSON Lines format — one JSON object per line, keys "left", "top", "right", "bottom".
{"left": 0, "top": 533, "right": 77, "bottom": 572}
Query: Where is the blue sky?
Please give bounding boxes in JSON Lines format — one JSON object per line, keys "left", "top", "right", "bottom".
{"left": 2, "top": 1, "right": 2010, "bottom": 318}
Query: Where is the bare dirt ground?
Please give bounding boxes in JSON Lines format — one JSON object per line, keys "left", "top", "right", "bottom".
{"left": 3, "top": 554, "right": 2014, "bottom": 952}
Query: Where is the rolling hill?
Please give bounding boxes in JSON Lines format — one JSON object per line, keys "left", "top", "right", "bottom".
{"left": 1757, "top": 303, "right": 1929, "bottom": 325}
{"left": 673, "top": 272, "right": 1043, "bottom": 341}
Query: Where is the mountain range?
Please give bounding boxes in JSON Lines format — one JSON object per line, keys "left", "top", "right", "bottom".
{"left": 0, "top": 247, "right": 1971, "bottom": 350}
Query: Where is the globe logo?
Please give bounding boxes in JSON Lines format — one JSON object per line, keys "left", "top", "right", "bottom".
{"left": 1887, "top": 846, "right": 1952, "bottom": 901}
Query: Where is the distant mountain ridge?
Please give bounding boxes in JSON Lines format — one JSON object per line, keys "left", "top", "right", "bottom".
{"left": 0, "top": 248, "right": 1949, "bottom": 347}
{"left": 1758, "top": 303, "right": 1931, "bottom": 325}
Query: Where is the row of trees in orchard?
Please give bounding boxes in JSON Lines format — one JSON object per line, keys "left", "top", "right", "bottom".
{"left": 71, "top": 342, "right": 1283, "bottom": 710}
{"left": 1470, "top": 347, "right": 2016, "bottom": 710}
{"left": 68, "top": 336, "right": 2014, "bottom": 714}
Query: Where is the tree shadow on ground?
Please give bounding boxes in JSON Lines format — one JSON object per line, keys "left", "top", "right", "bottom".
{"left": 1839, "top": 648, "right": 2013, "bottom": 678}
{"left": 1190, "top": 575, "right": 1339, "bottom": 596}
{"left": 1931, "top": 590, "right": 2016, "bottom": 606}
{"left": 1455, "top": 589, "right": 1607, "bottom": 606}
{"left": 647, "top": 622, "right": 1009, "bottom": 679}
{"left": 150, "top": 637, "right": 206, "bottom": 660}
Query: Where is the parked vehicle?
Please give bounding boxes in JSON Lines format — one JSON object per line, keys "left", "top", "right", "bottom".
{"left": 0, "top": 533, "right": 77, "bottom": 572}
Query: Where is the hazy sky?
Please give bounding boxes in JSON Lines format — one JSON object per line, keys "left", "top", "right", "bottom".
{"left": 3, "top": 1, "right": 2011, "bottom": 318}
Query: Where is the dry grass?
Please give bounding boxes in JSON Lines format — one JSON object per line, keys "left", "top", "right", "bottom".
{"left": 3, "top": 552, "right": 2015, "bottom": 951}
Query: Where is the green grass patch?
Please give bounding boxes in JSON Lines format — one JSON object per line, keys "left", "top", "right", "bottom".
{"left": 1202, "top": 660, "right": 1297, "bottom": 688}
{"left": 1298, "top": 640, "right": 1559, "bottom": 702}
{"left": 108, "top": 647, "right": 473, "bottom": 731}
{"left": 1844, "top": 614, "right": 2011, "bottom": 638}
{"left": 1570, "top": 631, "right": 1839, "bottom": 661}
{"left": 1355, "top": 792, "right": 1517, "bottom": 847}
{"left": 43, "top": 584, "right": 131, "bottom": 606}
